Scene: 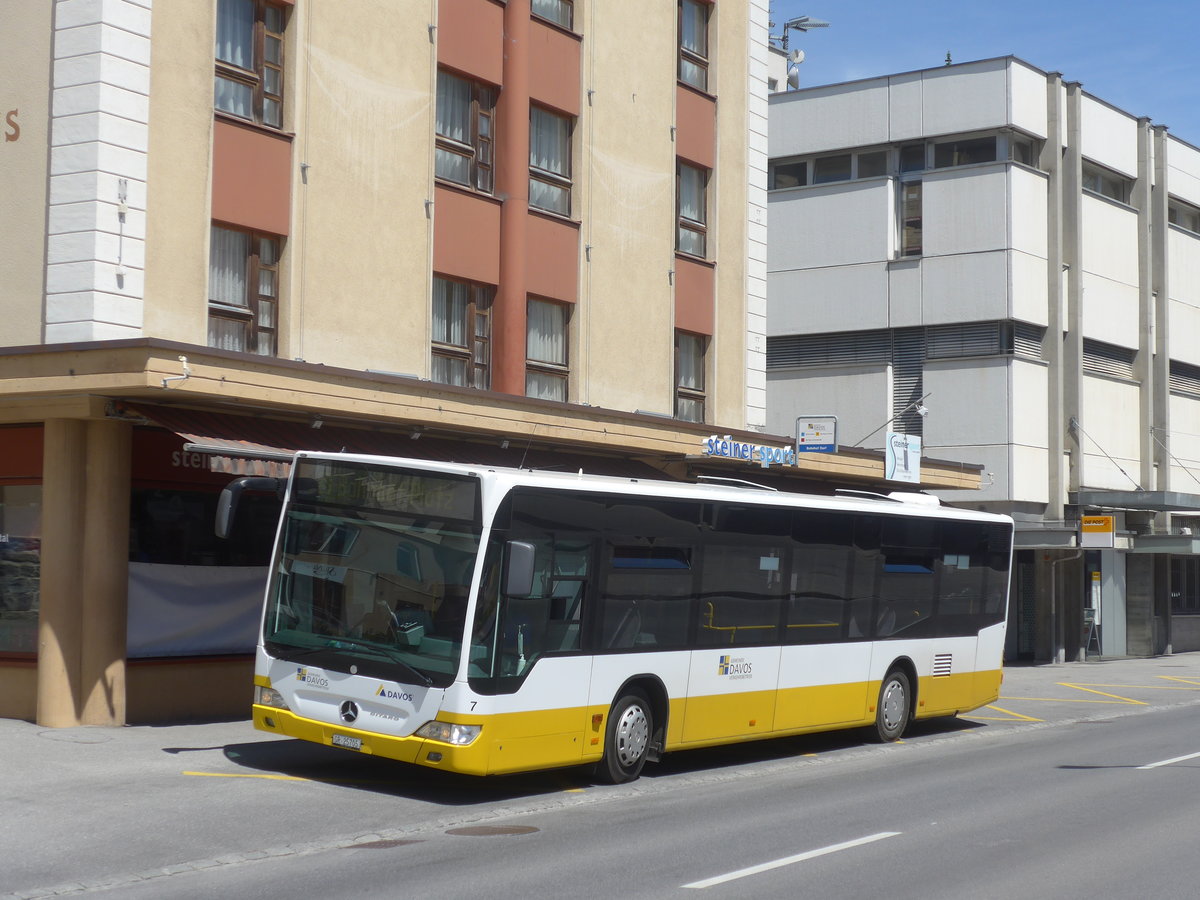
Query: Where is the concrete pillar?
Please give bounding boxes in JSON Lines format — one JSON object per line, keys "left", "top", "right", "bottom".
{"left": 36, "top": 419, "right": 87, "bottom": 727}
{"left": 493, "top": 0, "right": 531, "bottom": 395}
{"left": 80, "top": 420, "right": 131, "bottom": 725}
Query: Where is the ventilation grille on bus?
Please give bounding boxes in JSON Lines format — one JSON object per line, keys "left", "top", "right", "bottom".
{"left": 932, "top": 654, "right": 953, "bottom": 677}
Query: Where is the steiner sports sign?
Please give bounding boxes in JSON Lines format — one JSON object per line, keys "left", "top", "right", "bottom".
{"left": 701, "top": 435, "right": 798, "bottom": 467}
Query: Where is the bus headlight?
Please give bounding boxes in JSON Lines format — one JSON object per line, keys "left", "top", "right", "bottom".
{"left": 255, "top": 685, "right": 290, "bottom": 710}
{"left": 415, "top": 721, "right": 482, "bottom": 746}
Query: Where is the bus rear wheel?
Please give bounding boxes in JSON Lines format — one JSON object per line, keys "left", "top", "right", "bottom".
{"left": 873, "top": 669, "right": 911, "bottom": 742}
{"left": 596, "top": 690, "right": 652, "bottom": 784}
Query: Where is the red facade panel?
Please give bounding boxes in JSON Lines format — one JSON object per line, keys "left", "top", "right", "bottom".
{"left": 437, "top": 0, "right": 504, "bottom": 85}
{"left": 433, "top": 184, "right": 502, "bottom": 285}
{"left": 211, "top": 119, "right": 292, "bottom": 236}
{"left": 675, "top": 84, "right": 716, "bottom": 169}
{"left": 528, "top": 19, "right": 581, "bottom": 116}
{"left": 674, "top": 254, "right": 714, "bottom": 336}
{"left": 526, "top": 212, "right": 579, "bottom": 302}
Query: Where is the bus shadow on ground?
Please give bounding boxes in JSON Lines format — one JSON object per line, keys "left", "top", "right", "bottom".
{"left": 205, "top": 715, "right": 982, "bottom": 804}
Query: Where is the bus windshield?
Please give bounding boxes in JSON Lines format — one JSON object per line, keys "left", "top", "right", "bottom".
{"left": 262, "top": 458, "right": 483, "bottom": 689}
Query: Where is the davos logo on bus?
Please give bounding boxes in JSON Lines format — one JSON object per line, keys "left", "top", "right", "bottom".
{"left": 295, "top": 667, "right": 329, "bottom": 689}
{"left": 718, "top": 655, "right": 753, "bottom": 679}
{"left": 376, "top": 684, "right": 414, "bottom": 703}
{"left": 702, "top": 435, "right": 797, "bottom": 467}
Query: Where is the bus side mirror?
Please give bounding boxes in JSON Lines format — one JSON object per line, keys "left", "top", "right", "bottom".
{"left": 504, "top": 541, "right": 536, "bottom": 598}
{"left": 215, "top": 476, "right": 282, "bottom": 539}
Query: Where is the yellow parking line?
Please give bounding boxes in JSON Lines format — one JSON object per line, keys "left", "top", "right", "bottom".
{"left": 184, "top": 770, "right": 312, "bottom": 782}
{"left": 1000, "top": 695, "right": 1134, "bottom": 705}
{"left": 978, "top": 704, "right": 1043, "bottom": 722}
{"left": 1156, "top": 676, "right": 1200, "bottom": 687}
{"left": 1058, "top": 683, "right": 1147, "bottom": 705}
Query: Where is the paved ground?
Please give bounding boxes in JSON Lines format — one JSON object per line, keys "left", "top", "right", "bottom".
{"left": 4, "top": 653, "right": 1200, "bottom": 794}
{"left": 3, "top": 652, "right": 1199, "bottom": 899}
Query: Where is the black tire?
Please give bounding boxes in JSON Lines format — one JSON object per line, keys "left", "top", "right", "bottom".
{"left": 596, "top": 690, "right": 652, "bottom": 784}
{"left": 873, "top": 669, "right": 911, "bottom": 742}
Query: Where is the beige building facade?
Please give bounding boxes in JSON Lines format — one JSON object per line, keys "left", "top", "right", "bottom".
{"left": 0, "top": 0, "right": 980, "bottom": 726}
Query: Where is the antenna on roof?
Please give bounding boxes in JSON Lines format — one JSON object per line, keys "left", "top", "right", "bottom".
{"left": 945, "top": 51, "right": 953, "bottom": 66}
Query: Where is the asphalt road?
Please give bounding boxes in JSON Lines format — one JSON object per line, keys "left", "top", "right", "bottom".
{"left": 4, "top": 653, "right": 1200, "bottom": 899}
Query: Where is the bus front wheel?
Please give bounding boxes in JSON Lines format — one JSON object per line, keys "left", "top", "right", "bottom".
{"left": 873, "top": 669, "right": 911, "bottom": 742}
{"left": 596, "top": 690, "right": 652, "bottom": 784}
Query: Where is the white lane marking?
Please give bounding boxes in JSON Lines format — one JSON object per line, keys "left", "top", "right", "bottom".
{"left": 682, "top": 831, "right": 901, "bottom": 889}
{"left": 1137, "top": 751, "right": 1200, "bottom": 770}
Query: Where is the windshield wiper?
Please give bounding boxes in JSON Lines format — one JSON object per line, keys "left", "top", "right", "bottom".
{"left": 322, "top": 635, "right": 435, "bottom": 687}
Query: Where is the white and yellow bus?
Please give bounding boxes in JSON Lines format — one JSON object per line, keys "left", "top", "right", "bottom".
{"left": 226, "top": 452, "right": 1013, "bottom": 783}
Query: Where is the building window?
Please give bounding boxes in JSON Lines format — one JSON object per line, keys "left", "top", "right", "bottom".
{"left": 678, "top": 0, "right": 709, "bottom": 91}
{"left": 769, "top": 159, "right": 807, "bottom": 190}
{"left": 1082, "top": 163, "right": 1131, "bottom": 204}
{"left": 208, "top": 225, "right": 279, "bottom": 356}
{"left": 675, "top": 331, "right": 706, "bottom": 422}
{"left": 677, "top": 162, "right": 708, "bottom": 257}
{"left": 432, "top": 276, "right": 492, "bottom": 388}
{"left": 933, "top": 136, "right": 997, "bottom": 168}
{"left": 214, "top": 0, "right": 285, "bottom": 128}
{"left": 526, "top": 298, "right": 570, "bottom": 401}
{"left": 857, "top": 150, "right": 888, "bottom": 178}
{"left": 1009, "top": 135, "right": 1038, "bottom": 166}
{"left": 899, "top": 144, "right": 926, "bottom": 173}
{"left": 530, "top": 106, "right": 572, "bottom": 216}
{"left": 0, "top": 484, "right": 41, "bottom": 655}
{"left": 435, "top": 70, "right": 495, "bottom": 193}
{"left": 532, "top": 0, "right": 573, "bottom": 28}
{"left": 812, "top": 153, "right": 852, "bottom": 184}
{"left": 899, "top": 180, "right": 922, "bottom": 257}
{"left": 1169, "top": 201, "right": 1200, "bottom": 234}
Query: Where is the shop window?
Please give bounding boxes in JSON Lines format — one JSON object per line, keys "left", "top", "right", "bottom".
{"left": 0, "top": 485, "right": 41, "bottom": 655}
{"left": 432, "top": 276, "right": 492, "bottom": 389}
{"left": 130, "top": 488, "right": 278, "bottom": 567}
{"left": 208, "top": 224, "right": 280, "bottom": 356}
{"left": 526, "top": 297, "right": 570, "bottom": 401}
{"left": 214, "top": 0, "right": 285, "bottom": 129}
{"left": 435, "top": 70, "right": 495, "bottom": 193}
{"left": 678, "top": 0, "right": 709, "bottom": 91}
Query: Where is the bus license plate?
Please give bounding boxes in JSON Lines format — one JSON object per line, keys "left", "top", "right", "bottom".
{"left": 331, "top": 734, "right": 362, "bottom": 751}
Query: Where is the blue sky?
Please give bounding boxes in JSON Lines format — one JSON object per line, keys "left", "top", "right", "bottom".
{"left": 770, "top": 0, "right": 1200, "bottom": 146}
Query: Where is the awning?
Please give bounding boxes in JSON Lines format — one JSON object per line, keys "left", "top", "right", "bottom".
{"left": 1071, "top": 490, "right": 1200, "bottom": 513}
{"left": 122, "top": 403, "right": 671, "bottom": 479}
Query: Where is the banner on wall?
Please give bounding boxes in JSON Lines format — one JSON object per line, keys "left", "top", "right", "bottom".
{"left": 127, "top": 563, "right": 269, "bottom": 657}
{"left": 885, "top": 432, "right": 921, "bottom": 484}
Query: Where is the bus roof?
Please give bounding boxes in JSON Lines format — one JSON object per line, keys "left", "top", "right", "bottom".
{"left": 292, "top": 450, "right": 1012, "bottom": 526}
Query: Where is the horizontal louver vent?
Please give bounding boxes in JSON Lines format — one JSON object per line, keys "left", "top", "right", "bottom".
{"left": 1013, "top": 322, "right": 1045, "bottom": 359}
{"left": 1170, "top": 360, "right": 1200, "bottom": 398}
{"left": 926, "top": 322, "right": 1002, "bottom": 359}
{"left": 768, "top": 321, "right": 1046, "bottom": 370}
{"left": 933, "top": 653, "right": 953, "bottom": 677}
{"left": 767, "top": 330, "right": 891, "bottom": 369}
{"left": 1082, "top": 339, "right": 1135, "bottom": 380}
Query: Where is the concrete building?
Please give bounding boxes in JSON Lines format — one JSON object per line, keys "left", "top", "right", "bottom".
{"left": 767, "top": 56, "right": 1200, "bottom": 662}
{"left": 0, "top": 1, "right": 986, "bottom": 726}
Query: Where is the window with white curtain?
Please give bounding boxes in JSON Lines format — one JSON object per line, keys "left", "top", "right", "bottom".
{"left": 214, "top": 0, "right": 284, "bottom": 128}
{"left": 675, "top": 331, "right": 706, "bottom": 422}
{"left": 677, "top": 161, "right": 708, "bottom": 257}
{"left": 432, "top": 276, "right": 492, "bottom": 389}
{"left": 526, "top": 298, "right": 569, "bottom": 401}
{"left": 529, "top": 106, "right": 572, "bottom": 215}
{"left": 208, "top": 224, "right": 279, "bottom": 356}
{"left": 532, "top": 0, "right": 573, "bottom": 28}
{"left": 435, "top": 70, "right": 495, "bottom": 193}
{"left": 678, "top": 0, "right": 709, "bottom": 91}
